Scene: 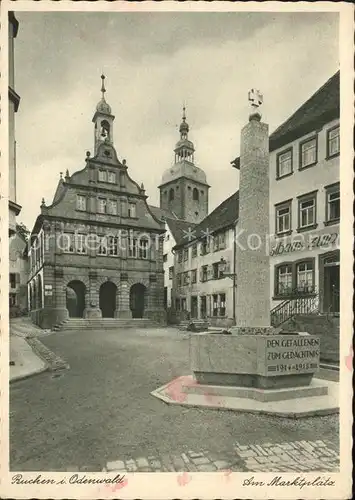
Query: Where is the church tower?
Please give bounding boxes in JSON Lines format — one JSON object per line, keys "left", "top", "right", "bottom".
{"left": 92, "top": 75, "right": 115, "bottom": 154}
{"left": 159, "top": 107, "right": 209, "bottom": 224}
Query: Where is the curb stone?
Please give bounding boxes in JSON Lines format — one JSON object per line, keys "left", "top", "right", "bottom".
{"left": 10, "top": 336, "right": 69, "bottom": 384}
{"left": 10, "top": 365, "right": 49, "bottom": 384}
{"left": 26, "top": 337, "right": 69, "bottom": 372}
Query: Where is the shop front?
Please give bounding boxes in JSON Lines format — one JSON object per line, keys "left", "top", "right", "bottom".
{"left": 270, "top": 226, "right": 340, "bottom": 314}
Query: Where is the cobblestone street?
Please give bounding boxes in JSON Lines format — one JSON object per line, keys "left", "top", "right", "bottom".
{"left": 10, "top": 327, "right": 339, "bottom": 472}
{"left": 101, "top": 439, "right": 339, "bottom": 474}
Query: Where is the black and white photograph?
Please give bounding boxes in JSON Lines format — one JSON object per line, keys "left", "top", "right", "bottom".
{"left": 0, "top": 2, "right": 353, "bottom": 499}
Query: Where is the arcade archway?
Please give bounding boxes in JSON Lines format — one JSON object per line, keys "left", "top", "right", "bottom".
{"left": 99, "top": 281, "right": 117, "bottom": 318}
{"left": 66, "top": 280, "right": 86, "bottom": 318}
{"left": 130, "top": 283, "right": 147, "bottom": 318}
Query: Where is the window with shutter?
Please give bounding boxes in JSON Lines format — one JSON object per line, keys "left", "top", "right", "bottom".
{"left": 212, "top": 294, "right": 218, "bottom": 317}
{"left": 9, "top": 273, "right": 16, "bottom": 289}
{"left": 219, "top": 232, "right": 226, "bottom": 250}
{"left": 212, "top": 262, "right": 219, "bottom": 279}
{"left": 183, "top": 248, "right": 189, "bottom": 261}
{"left": 219, "top": 293, "right": 226, "bottom": 316}
{"left": 201, "top": 266, "right": 208, "bottom": 282}
{"left": 207, "top": 265, "right": 213, "bottom": 280}
{"left": 186, "top": 272, "right": 190, "bottom": 284}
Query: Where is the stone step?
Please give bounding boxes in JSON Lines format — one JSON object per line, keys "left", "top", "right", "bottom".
{"left": 55, "top": 318, "right": 159, "bottom": 331}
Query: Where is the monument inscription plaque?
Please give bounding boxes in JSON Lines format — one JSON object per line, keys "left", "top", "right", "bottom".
{"left": 262, "top": 335, "right": 320, "bottom": 376}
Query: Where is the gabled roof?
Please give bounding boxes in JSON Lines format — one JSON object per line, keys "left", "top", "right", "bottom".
{"left": 148, "top": 205, "right": 179, "bottom": 222}
{"left": 174, "top": 190, "right": 239, "bottom": 248}
{"left": 269, "top": 70, "right": 339, "bottom": 151}
{"left": 165, "top": 217, "right": 197, "bottom": 246}
{"left": 231, "top": 70, "right": 340, "bottom": 166}
{"left": 52, "top": 178, "right": 66, "bottom": 205}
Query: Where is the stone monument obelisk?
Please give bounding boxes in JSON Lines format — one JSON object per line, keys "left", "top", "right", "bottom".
{"left": 232, "top": 89, "right": 272, "bottom": 332}
{"left": 187, "top": 90, "right": 322, "bottom": 393}
{"left": 152, "top": 90, "right": 335, "bottom": 416}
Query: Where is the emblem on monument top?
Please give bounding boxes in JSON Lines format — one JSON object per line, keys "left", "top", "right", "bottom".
{"left": 248, "top": 89, "right": 263, "bottom": 120}
{"left": 248, "top": 88, "right": 263, "bottom": 109}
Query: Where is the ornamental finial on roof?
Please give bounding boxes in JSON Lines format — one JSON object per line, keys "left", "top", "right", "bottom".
{"left": 182, "top": 103, "right": 186, "bottom": 122}
{"left": 179, "top": 102, "right": 189, "bottom": 137}
{"left": 101, "top": 74, "right": 106, "bottom": 99}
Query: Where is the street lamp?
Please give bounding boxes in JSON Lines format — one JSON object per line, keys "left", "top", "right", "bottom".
{"left": 219, "top": 257, "right": 237, "bottom": 280}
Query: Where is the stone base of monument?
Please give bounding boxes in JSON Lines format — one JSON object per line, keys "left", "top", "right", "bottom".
{"left": 190, "top": 330, "right": 322, "bottom": 390}
{"left": 150, "top": 375, "right": 338, "bottom": 417}
{"left": 151, "top": 331, "right": 339, "bottom": 417}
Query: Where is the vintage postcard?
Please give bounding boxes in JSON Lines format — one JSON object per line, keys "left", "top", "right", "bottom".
{"left": 0, "top": 1, "right": 353, "bottom": 499}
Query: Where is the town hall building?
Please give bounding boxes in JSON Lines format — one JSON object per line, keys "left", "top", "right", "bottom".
{"left": 27, "top": 76, "right": 166, "bottom": 329}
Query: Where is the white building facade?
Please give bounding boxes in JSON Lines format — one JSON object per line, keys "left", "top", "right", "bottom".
{"left": 173, "top": 192, "right": 238, "bottom": 328}
{"left": 268, "top": 72, "right": 340, "bottom": 315}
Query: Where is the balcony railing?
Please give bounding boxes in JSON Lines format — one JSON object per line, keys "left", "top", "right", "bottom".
{"left": 275, "top": 284, "right": 317, "bottom": 299}
{"left": 271, "top": 289, "right": 319, "bottom": 327}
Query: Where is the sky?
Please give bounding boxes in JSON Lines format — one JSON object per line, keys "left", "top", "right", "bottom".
{"left": 14, "top": 11, "right": 339, "bottom": 230}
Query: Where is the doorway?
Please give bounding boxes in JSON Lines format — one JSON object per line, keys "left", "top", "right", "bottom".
{"left": 191, "top": 296, "right": 198, "bottom": 319}
{"left": 99, "top": 281, "right": 117, "bottom": 318}
{"left": 200, "top": 296, "right": 207, "bottom": 319}
{"left": 323, "top": 259, "right": 340, "bottom": 313}
{"left": 66, "top": 280, "right": 86, "bottom": 318}
{"left": 130, "top": 283, "right": 146, "bottom": 318}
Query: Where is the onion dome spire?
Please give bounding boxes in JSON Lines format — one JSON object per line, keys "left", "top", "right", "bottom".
{"left": 96, "top": 74, "right": 112, "bottom": 115}
{"left": 174, "top": 104, "right": 195, "bottom": 164}
{"left": 179, "top": 105, "right": 189, "bottom": 139}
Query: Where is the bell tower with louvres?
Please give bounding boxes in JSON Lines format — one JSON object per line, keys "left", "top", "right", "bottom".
{"left": 92, "top": 75, "right": 115, "bottom": 154}
{"left": 159, "top": 107, "right": 209, "bottom": 223}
